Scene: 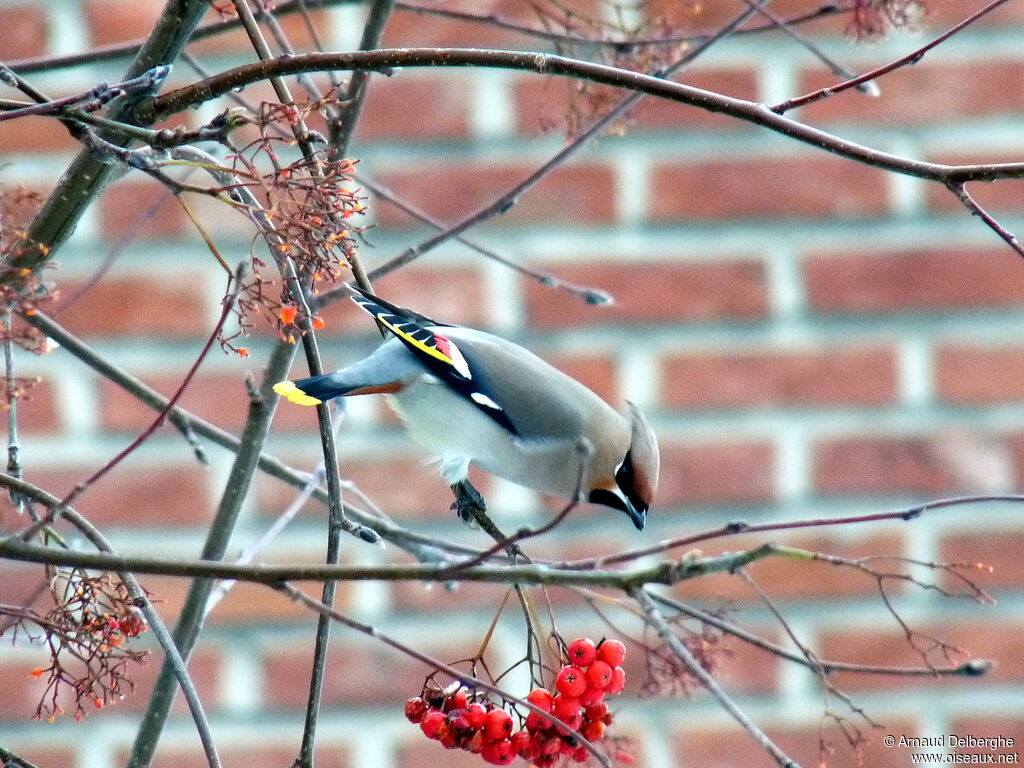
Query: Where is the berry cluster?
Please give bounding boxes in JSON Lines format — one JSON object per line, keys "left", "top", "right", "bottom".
{"left": 405, "top": 637, "right": 627, "bottom": 766}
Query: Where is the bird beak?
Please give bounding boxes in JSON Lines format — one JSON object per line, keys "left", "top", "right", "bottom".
{"left": 588, "top": 486, "right": 647, "bottom": 530}
{"left": 624, "top": 497, "right": 647, "bottom": 530}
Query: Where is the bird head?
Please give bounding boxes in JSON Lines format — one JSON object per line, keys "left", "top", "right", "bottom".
{"left": 587, "top": 402, "right": 660, "bottom": 530}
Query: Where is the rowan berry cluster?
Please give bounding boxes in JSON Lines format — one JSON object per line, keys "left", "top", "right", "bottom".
{"left": 405, "top": 637, "right": 627, "bottom": 766}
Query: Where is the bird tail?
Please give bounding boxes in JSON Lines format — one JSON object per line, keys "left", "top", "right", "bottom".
{"left": 273, "top": 374, "right": 355, "bottom": 406}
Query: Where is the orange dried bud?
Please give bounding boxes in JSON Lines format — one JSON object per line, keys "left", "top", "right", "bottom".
{"left": 29, "top": 667, "right": 45, "bottom": 678}
{"left": 312, "top": 316, "right": 325, "bottom": 330}
{"left": 279, "top": 306, "right": 298, "bottom": 325}
{"left": 237, "top": 348, "right": 250, "bottom": 358}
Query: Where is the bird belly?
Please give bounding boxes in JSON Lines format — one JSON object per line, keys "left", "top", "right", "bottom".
{"left": 387, "top": 377, "right": 583, "bottom": 499}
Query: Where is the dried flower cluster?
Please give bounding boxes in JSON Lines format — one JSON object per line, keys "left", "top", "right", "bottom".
{"left": 2, "top": 570, "right": 149, "bottom": 722}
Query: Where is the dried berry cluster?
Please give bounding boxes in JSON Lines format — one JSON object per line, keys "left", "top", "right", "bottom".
{"left": 405, "top": 637, "right": 627, "bottom": 766}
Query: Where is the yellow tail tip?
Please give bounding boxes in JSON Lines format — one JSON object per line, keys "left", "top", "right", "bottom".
{"left": 273, "top": 380, "right": 322, "bottom": 406}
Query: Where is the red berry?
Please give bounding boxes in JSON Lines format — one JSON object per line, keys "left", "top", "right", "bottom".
{"left": 483, "top": 708, "right": 514, "bottom": 741}
{"left": 404, "top": 696, "right": 428, "bottom": 723}
{"left": 444, "top": 689, "right": 468, "bottom": 712}
{"left": 555, "top": 665, "right": 588, "bottom": 698}
{"left": 447, "top": 714, "right": 473, "bottom": 741}
{"left": 567, "top": 637, "right": 598, "bottom": 667}
{"left": 510, "top": 730, "right": 535, "bottom": 758}
{"left": 540, "top": 735, "right": 563, "bottom": 756}
{"left": 420, "top": 710, "right": 446, "bottom": 739}
{"left": 552, "top": 695, "right": 581, "bottom": 722}
{"left": 598, "top": 639, "right": 626, "bottom": 667}
{"left": 572, "top": 745, "right": 591, "bottom": 762}
{"left": 467, "top": 731, "right": 486, "bottom": 753}
{"left": 584, "top": 701, "right": 608, "bottom": 721}
{"left": 586, "top": 660, "right": 613, "bottom": 690}
{"left": 481, "top": 739, "right": 516, "bottom": 765}
{"left": 578, "top": 685, "right": 604, "bottom": 705}
{"left": 605, "top": 665, "right": 626, "bottom": 695}
{"left": 526, "top": 687, "right": 554, "bottom": 712}
{"left": 534, "top": 754, "right": 559, "bottom": 768}
{"left": 525, "top": 710, "right": 552, "bottom": 732}
{"left": 554, "top": 713, "right": 583, "bottom": 737}
{"left": 439, "top": 728, "right": 459, "bottom": 750}
{"left": 464, "top": 702, "right": 487, "bottom": 729}
{"left": 581, "top": 718, "right": 606, "bottom": 741}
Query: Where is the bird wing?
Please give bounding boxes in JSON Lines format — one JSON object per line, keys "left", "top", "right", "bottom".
{"left": 350, "top": 289, "right": 519, "bottom": 435}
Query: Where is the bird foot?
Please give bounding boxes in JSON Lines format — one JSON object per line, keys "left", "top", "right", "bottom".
{"left": 450, "top": 480, "right": 487, "bottom": 527}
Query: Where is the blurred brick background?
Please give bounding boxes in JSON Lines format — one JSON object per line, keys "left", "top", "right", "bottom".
{"left": 2, "top": 1, "right": 1024, "bottom": 767}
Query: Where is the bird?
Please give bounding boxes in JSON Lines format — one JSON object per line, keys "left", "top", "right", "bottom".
{"left": 273, "top": 286, "right": 660, "bottom": 530}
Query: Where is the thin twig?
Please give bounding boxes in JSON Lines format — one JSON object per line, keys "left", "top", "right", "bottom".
{"left": 563, "top": 494, "right": 1024, "bottom": 570}
{"left": 0, "top": 475, "right": 222, "bottom": 768}
{"left": 645, "top": 591, "right": 990, "bottom": 678}
{"left": 4, "top": 1, "right": 854, "bottom": 75}
{"left": 771, "top": 0, "right": 1015, "bottom": 114}
{"left": 631, "top": 586, "right": 800, "bottom": 768}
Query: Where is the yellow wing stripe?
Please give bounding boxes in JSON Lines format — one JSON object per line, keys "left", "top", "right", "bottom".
{"left": 375, "top": 312, "right": 455, "bottom": 367}
{"left": 273, "top": 380, "right": 322, "bottom": 406}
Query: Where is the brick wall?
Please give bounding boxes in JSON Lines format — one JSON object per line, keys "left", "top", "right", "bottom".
{"left": 2, "top": 1, "right": 1024, "bottom": 767}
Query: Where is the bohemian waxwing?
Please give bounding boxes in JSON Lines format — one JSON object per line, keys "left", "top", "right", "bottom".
{"left": 273, "top": 287, "right": 660, "bottom": 530}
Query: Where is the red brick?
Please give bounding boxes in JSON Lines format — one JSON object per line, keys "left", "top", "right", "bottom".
{"left": 7, "top": 377, "right": 60, "bottom": 434}
{"left": 798, "top": 59, "right": 1024, "bottom": 126}
{"left": 813, "top": 433, "right": 1012, "bottom": 497}
{"left": 925, "top": 0, "right": 1024, "bottom": 26}
{"left": 118, "top": 648, "right": 221, "bottom": 713}
{"left": 98, "top": 373, "right": 253, "bottom": 434}
{"left": 805, "top": 248, "right": 1024, "bottom": 314}
{"left": 658, "top": 440, "right": 775, "bottom": 507}
{"left": 84, "top": 0, "right": 163, "bottom": 46}
{"left": 650, "top": 155, "right": 888, "bottom": 221}
{"left": 514, "top": 67, "right": 759, "bottom": 136}
{"left": 661, "top": 345, "right": 898, "bottom": 409}
{"left": 56, "top": 274, "right": 210, "bottom": 338}
{"left": 26, "top": 464, "right": 211, "bottom": 527}
{"left": 382, "top": 0, "right": 600, "bottom": 48}
{"left": 397, "top": 742, "right": 495, "bottom": 768}
{"left": 189, "top": 6, "right": 331, "bottom": 56}
{"left": 0, "top": 115, "right": 81, "bottom": 154}
{"left": 523, "top": 259, "right": 768, "bottom": 328}
{"left": 0, "top": 561, "right": 52, "bottom": 617}
{"left": 626, "top": 624, "right": 782, "bottom": 695}
{"left": 675, "top": 720, "right": 917, "bottom": 768}
{"left": 924, "top": 152, "right": 1024, "bottom": 214}
{"left": 263, "top": 639, "right": 478, "bottom": 708}
{"left": 313, "top": 266, "right": 489, "bottom": 334}
{"left": 255, "top": 452, "right": 482, "bottom": 522}
{"left": 643, "top": 0, "right": 845, "bottom": 32}
{"left": 821, "top": 621, "right": 1024, "bottom": 691}
{"left": 0, "top": 6, "right": 48, "bottom": 59}
{"left": 98, "top": 180, "right": 188, "bottom": 240}
{"left": 0, "top": 643, "right": 219, "bottom": 718}
{"left": 358, "top": 75, "right": 471, "bottom": 140}
{"left": 940, "top": 530, "right": 1024, "bottom": 593}
{"left": 392, "top": 574, "right": 517, "bottom": 614}
{"left": 131, "top": 745, "right": 348, "bottom": 768}
{"left": 142, "top": 572, "right": 337, "bottom": 627}
{"left": 936, "top": 343, "right": 1024, "bottom": 404}
{"left": 673, "top": 531, "right": 907, "bottom": 604}
{"left": 631, "top": 68, "right": 760, "bottom": 131}
{"left": 373, "top": 163, "right": 616, "bottom": 227}
{"left": 548, "top": 352, "right": 618, "bottom": 404}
